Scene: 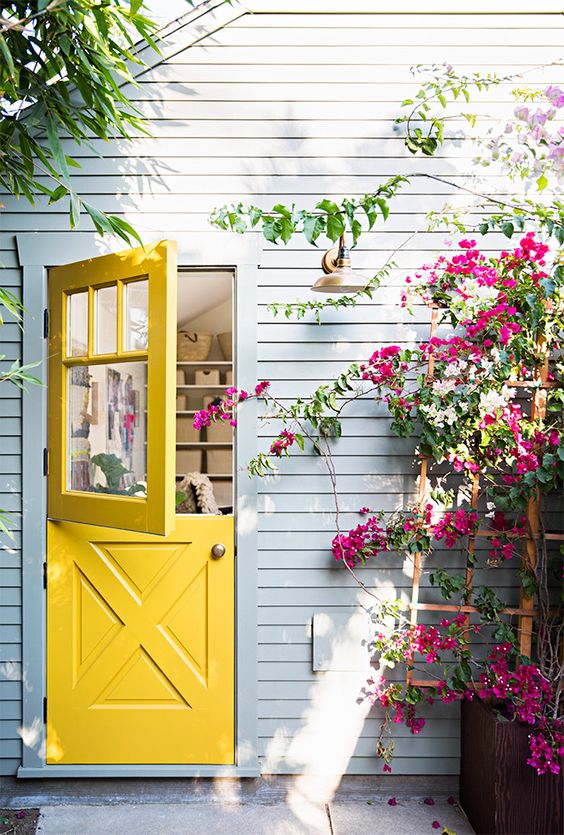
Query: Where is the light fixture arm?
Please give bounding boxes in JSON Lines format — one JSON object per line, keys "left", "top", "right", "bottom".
{"left": 311, "top": 232, "right": 368, "bottom": 294}
{"left": 321, "top": 234, "right": 349, "bottom": 275}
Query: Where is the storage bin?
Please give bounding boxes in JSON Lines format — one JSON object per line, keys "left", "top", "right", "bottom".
{"left": 176, "top": 394, "right": 187, "bottom": 411}
{"left": 224, "top": 370, "right": 233, "bottom": 386}
{"left": 176, "top": 368, "right": 186, "bottom": 385}
{"left": 195, "top": 368, "right": 220, "bottom": 386}
{"left": 207, "top": 421, "right": 233, "bottom": 443}
{"left": 176, "top": 415, "right": 200, "bottom": 443}
{"left": 176, "top": 448, "right": 202, "bottom": 474}
{"left": 206, "top": 448, "right": 232, "bottom": 475}
{"left": 203, "top": 395, "right": 233, "bottom": 442}
{"left": 218, "top": 331, "right": 232, "bottom": 361}
{"left": 212, "top": 478, "right": 233, "bottom": 509}
{"left": 177, "top": 331, "right": 213, "bottom": 361}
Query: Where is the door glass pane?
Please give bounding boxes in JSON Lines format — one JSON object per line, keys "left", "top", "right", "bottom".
{"left": 67, "top": 361, "right": 147, "bottom": 495}
{"left": 124, "top": 279, "right": 149, "bottom": 352}
{"left": 67, "top": 292, "right": 88, "bottom": 357}
{"left": 95, "top": 285, "right": 117, "bottom": 355}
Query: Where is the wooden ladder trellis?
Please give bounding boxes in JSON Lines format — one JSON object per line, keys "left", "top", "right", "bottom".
{"left": 406, "top": 305, "right": 562, "bottom": 688}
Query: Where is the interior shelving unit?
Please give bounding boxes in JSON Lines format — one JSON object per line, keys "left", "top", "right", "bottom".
{"left": 174, "top": 269, "right": 234, "bottom": 514}
{"left": 175, "top": 358, "right": 234, "bottom": 511}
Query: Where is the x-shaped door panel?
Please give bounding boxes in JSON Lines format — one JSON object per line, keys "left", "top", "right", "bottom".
{"left": 47, "top": 516, "right": 234, "bottom": 765}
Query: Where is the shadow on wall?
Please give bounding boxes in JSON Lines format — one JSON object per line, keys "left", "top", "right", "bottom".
{"left": 11, "top": 18, "right": 477, "bottom": 779}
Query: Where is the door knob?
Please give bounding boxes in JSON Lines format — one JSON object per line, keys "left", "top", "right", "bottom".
{"left": 211, "top": 543, "right": 226, "bottom": 559}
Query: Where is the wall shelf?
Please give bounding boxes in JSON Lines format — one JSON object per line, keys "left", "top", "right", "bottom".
{"left": 176, "top": 442, "right": 232, "bottom": 447}
{"left": 177, "top": 384, "right": 230, "bottom": 390}
{"left": 177, "top": 361, "right": 232, "bottom": 368}
{"left": 176, "top": 473, "right": 232, "bottom": 480}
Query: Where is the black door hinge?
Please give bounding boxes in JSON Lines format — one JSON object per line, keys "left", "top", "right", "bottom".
{"left": 43, "top": 697, "right": 47, "bottom": 724}
{"left": 43, "top": 308, "right": 49, "bottom": 339}
{"left": 43, "top": 562, "right": 47, "bottom": 590}
{"left": 43, "top": 448, "right": 49, "bottom": 477}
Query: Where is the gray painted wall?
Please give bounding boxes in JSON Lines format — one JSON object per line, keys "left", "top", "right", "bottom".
{"left": 1, "top": 6, "right": 563, "bottom": 776}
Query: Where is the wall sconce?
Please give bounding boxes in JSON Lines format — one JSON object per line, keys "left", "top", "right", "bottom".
{"left": 311, "top": 234, "right": 369, "bottom": 294}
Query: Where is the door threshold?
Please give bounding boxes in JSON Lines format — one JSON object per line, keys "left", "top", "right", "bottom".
{"left": 17, "top": 765, "right": 259, "bottom": 779}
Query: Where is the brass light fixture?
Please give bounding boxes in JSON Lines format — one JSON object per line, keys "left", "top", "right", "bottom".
{"left": 311, "top": 234, "right": 369, "bottom": 294}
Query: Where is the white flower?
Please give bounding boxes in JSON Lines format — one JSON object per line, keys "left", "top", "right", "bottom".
{"left": 451, "top": 279, "right": 499, "bottom": 316}
{"left": 432, "top": 378, "right": 457, "bottom": 395}
{"left": 443, "top": 406, "right": 458, "bottom": 425}
{"left": 419, "top": 402, "right": 445, "bottom": 427}
{"left": 478, "top": 386, "right": 515, "bottom": 417}
{"left": 444, "top": 359, "right": 468, "bottom": 378}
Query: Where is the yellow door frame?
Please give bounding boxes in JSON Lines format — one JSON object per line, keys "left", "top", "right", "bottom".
{"left": 17, "top": 231, "right": 261, "bottom": 777}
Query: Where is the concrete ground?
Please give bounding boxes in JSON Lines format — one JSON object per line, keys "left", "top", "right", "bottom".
{"left": 34, "top": 799, "right": 475, "bottom": 834}
{"left": 1, "top": 777, "right": 476, "bottom": 835}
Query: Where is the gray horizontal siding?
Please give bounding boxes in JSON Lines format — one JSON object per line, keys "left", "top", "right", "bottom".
{"left": 1, "top": 7, "right": 562, "bottom": 777}
{"left": 0, "top": 249, "right": 22, "bottom": 775}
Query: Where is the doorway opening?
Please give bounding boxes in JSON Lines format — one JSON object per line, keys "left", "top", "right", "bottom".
{"left": 175, "top": 270, "right": 234, "bottom": 516}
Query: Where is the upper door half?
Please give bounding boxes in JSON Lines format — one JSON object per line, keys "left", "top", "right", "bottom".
{"left": 48, "top": 241, "right": 177, "bottom": 535}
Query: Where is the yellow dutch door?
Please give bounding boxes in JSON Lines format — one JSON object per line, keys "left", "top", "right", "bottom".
{"left": 46, "top": 243, "right": 234, "bottom": 765}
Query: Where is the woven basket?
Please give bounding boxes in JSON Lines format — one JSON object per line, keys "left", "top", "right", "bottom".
{"left": 217, "top": 331, "right": 233, "bottom": 361}
{"left": 177, "top": 331, "right": 213, "bottom": 361}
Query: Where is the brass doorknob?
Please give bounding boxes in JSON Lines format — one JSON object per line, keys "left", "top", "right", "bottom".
{"left": 211, "top": 543, "right": 226, "bottom": 559}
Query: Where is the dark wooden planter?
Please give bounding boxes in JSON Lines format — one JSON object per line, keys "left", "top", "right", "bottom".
{"left": 460, "top": 698, "right": 563, "bottom": 835}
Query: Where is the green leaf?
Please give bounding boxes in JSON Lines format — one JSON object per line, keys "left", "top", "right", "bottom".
{"left": 316, "top": 198, "right": 340, "bottom": 214}
{"left": 272, "top": 203, "right": 292, "bottom": 219}
{"left": 279, "top": 217, "right": 294, "bottom": 245}
{"left": 0, "top": 33, "right": 15, "bottom": 80}
{"left": 48, "top": 185, "right": 69, "bottom": 205}
{"left": 326, "top": 213, "right": 346, "bottom": 242}
{"left": 107, "top": 215, "right": 143, "bottom": 246}
{"left": 46, "top": 118, "right": 70, "bottom": 183}
{"left": 375, "top": 198, "right": 389, "bottom": 221}
{"left": 303, "top": 215, "right": 325, "bottom": 245}
{"left": 69, "top": 192, "right": 81, "bottom": 230}
{"left": 501, "top": 222, "right": 515, "bottom": 238}
{"left": 262, "top": 220, "right": 278, "bottom": 244}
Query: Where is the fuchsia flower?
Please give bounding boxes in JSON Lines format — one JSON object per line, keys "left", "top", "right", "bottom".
{"left": 269, "top": 429, "right": 295, "bottom": 457}
{"left": 255, "top": 380, "right": 270, "bottom": 396}
{"left": 433, "top": 510, "right": 479, "bottom": 548}
{"left": 192, "top": 381, "right": 272, "bottom": 433}
{"left": 388, "top": 797, "right": 398, "bottom": 807}
{"left": 359, "top": 345, "right": 406, "bottom": 387}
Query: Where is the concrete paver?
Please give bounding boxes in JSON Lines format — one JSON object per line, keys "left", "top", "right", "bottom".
{"left": 36, "top": 802, "right": 331, "bottom": 835}
{"left": 330, "top": 800, "right": 475, "bottom": 835}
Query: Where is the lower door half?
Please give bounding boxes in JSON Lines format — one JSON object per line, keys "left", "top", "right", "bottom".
{"left": 46, "top": 515, "right": 234, "bottom": 764}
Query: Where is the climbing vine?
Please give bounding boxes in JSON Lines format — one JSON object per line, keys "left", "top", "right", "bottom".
{"left": 202, "top": 67, "right": 564, "bottom": 776}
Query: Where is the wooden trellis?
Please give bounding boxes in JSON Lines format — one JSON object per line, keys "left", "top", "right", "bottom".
{"left": 406, "top": 305, "right": 563, "bottom": 688}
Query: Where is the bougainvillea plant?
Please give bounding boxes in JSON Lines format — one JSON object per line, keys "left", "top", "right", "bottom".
{"left": 193, "top": 233, "right": 564, "bottom": 776}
